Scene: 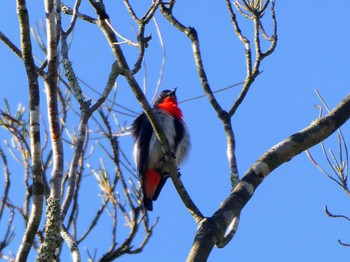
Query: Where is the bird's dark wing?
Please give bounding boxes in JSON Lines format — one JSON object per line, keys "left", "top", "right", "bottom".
{"left": 131, "top": 113, "right": 153, "bottom": 174}
{"left": 174, "top": 118, "right": 185, "bottom": 152}
{"left": 152, "top": 177, "right": 169, "bottom": 201}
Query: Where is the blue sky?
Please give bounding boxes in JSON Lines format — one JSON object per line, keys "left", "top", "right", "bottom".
{"left": 1, "top": 1, "right": 350, "bottom": 261}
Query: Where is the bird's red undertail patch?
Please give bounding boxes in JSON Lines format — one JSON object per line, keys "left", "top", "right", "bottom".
{"left": 144, "top": 169, "right": 161, "bottom": 199}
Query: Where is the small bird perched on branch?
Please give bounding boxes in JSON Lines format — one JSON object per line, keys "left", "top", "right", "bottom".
{"left": 131, "top": 88, "right": 190, "bottom": 211}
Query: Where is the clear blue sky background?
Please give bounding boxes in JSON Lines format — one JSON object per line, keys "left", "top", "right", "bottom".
{"left": 1, "top": 1, "right": 350, "bottom": 261}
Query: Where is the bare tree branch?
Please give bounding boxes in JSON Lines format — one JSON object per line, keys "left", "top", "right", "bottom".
{"left": 187, "top": 92, "right": 350, "bottom": 261}
{"left": 60, "top": 225, "right": 80, "bottom": 262}
{"left": 1, "top": 1, "right": 347, "bottom": 261}
{"left": 227, "top": 0, "right": 277, "bottom": 117}
{"left": 0, "top": 31, "right": 23, "bottom": 60}
{"left": 0, "top": 147, "right": 10, "bottom": 221}
{"left": 15, "top": 0, "right": 45, "bottom": 261}
{"left": 89, "top": 0, "right": 204, "bottom": 222}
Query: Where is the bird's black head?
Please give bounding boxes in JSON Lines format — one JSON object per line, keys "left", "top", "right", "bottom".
{"left": 153, "top": 88, "right": 177, "bottom": 106}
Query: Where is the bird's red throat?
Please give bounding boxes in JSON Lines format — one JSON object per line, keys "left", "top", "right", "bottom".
{"left": 156, "top": 96, "right": 183, "bottom": 119}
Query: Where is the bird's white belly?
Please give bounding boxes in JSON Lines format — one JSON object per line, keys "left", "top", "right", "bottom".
{"left": 147, "top": 113, "right": 176, "bottom": 169}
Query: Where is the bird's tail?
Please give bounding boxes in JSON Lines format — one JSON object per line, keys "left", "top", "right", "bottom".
{"left": 143, "top": 169, "right": 161, "bottom": 211}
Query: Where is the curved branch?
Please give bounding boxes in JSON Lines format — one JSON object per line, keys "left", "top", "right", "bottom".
{"left": 60, "top": 225, "right": 80, "bottom": 262}
{"left": 63, "top": 0, "right": 82, "bottom": 35}
{"left": 227, "top": 0, "right": 277, "bottom": 117}
{"left": 187, "top": 93, "right": 350, "bottom": 261}
{"left": 160, "top": 6, "right": 224, "bottom": 119}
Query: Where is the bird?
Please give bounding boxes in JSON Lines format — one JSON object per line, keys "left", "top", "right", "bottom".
{"left": 131, "top": 88, "right": 190, "bottom": 211}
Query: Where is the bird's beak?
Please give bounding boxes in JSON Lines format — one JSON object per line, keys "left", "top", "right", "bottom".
{"left": 169, "top": 87, "right": 177, "bottom": 96}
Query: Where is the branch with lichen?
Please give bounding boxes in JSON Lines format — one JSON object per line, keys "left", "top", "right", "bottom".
{"left": 37, "top": 0, "right": 63, "bottom": 260}
{"left": 36, "top": 198, "right": 61, "bottom": 262}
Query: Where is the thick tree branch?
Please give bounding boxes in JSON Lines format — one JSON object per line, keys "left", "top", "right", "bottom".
{"left": 37, "top": 0, "right": 63, "bottom": 260}
{"left": 15, "top": 0, "right": 45, "bottom": 261}
{"left": 43, "top": 0, "right": 62, "bottom": 201}
{"left": 187, "top": 92, "right": 350, "bottom": 261}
